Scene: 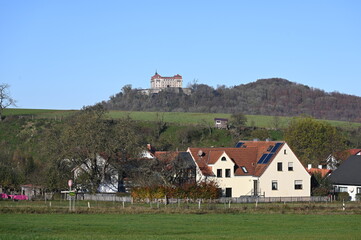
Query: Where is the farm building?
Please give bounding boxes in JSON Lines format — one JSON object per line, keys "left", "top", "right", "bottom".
{"left": 214, "top": 118, "right": 228, "bottom": 129}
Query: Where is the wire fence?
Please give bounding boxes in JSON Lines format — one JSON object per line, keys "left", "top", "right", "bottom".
{"left": 75, "top": 194, "right": 330, "bottom": 203}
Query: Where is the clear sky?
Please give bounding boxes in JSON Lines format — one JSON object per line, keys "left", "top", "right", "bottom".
{"left": 1, "top": 0, "right": 360, "bottom": 110}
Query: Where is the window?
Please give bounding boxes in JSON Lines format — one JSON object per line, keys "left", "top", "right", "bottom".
{"left": 357, "top": 187, "right": 361, "bottom": 194}
{"left": 277, "top": 162, "right": 283, "bottom": 171}
{"left": 217, "top": 169, "right": 222, "bottom": 178}
{"left": 221, "top": 156, "right": 226, "bottom": 161}
{"left": 225, "top": 188, "right": 232, "bottom": 197}
{"left": 338, "top": 187, "right": 347, "bottom": 192}
{"left": 294, "top": 180, "right": 303, "bottom": 190}
{"left": 241, "top": 166, "right": 248, "bottom": 173}
{"left": 272, "top": 180, "right": 278, "bottom": 190}
{"left": 225, "top": 169, "right": 231, "bottom": 178}
{"left": 284, "top": 149, "right": 287, "bottom": 154}
{"left": 288, "top": 162, "right": 293, "bottom": 171}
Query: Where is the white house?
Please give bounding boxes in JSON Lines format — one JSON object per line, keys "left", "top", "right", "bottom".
{"left": 324, "top": 149, "right": 361, "bottom": 170}
{"left": 72, "top": 155, "right": 119, "bottom": 193}
{"left": 187, "top": 141, "right": 311, "bottom": 198}
{"left": 329, "top": 155, "right": 361, "bottom": 201}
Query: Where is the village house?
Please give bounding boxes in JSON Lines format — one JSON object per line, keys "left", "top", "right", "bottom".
{"left": 323, "top": 149, "right": 361, "bottom": 170}
{"left": 187, "top": 141, "right": 311, "bottom": 198}
{"left": 329, "top": 155, "right": 361, "bottom": 201}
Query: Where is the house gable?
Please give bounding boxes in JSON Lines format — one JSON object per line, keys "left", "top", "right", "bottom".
{"left": 258, "top": 143, "right": 310, "bottom": 197}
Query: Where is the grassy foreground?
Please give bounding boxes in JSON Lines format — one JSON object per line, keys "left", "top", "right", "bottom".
{"left": 1, "top": 213, "right": 360, "bottom": 240}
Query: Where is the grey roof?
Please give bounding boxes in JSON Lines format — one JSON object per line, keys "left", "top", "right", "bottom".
{"left": 329, "top": 155, "right": 361, "bottom": 185}
{"left": 178, "top": 152, "right": 196, "bottom": 168}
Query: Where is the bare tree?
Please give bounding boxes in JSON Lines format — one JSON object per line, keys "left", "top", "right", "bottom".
{"left": 0, "top": 84, "right": 16, "bottom": 121}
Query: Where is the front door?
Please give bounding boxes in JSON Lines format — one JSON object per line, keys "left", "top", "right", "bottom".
{"left": 253, "top": 180, "right": 258, "bottom": 196}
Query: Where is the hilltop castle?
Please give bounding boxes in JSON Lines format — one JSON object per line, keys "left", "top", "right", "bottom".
{"left": 139, "top": 72, "right": 191, "bottom": 95}
{"left": 151, "top": 72, "right": 183, "bottom": 89}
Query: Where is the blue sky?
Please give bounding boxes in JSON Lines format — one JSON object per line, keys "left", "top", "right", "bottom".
{"left": 1, "top": 1, "right": 360, "bottom": 110}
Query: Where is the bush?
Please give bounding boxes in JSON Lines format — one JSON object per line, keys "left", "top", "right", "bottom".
{"left": 312, "top": 187, "right": 329, "bottom": 196}
{"left": 131, "top": 181, "right": 220, "bottom": 201}
{"left": 356, "top": 193, "right": 361, "bottom": 201}
{"left": 337, "top": 192, "right": 350, "bottom": 201}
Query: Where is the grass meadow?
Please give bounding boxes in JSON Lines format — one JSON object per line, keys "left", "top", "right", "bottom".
{"left": 1, "top": 212, "right": 361, "bottom": 239}
{"left": 1, "top": 200, "right": 361, "bottom": 239}
{"left": 4, "top": 108, "right": 361, "bottom": 129}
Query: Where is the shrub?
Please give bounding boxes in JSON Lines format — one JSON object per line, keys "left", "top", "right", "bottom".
{"left": 312, "top": 187, "right": 329, "bottom": 196}
{"left": 131, "top": 181, "right": 220, "bottom": 201}
{"left": 356, "top": 193, "right": 361, "bottom": 201}
{"left": 337, "top": 192, "right": 350, "bottom": 201}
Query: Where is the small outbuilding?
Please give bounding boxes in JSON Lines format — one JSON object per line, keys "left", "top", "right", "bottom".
{"left": 214, "top": 118, "right": 228, "bottom": 129}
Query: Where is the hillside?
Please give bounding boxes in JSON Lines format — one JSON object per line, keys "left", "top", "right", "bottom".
{"left": 102, "top": 78, "right": 361, "bottom": 122}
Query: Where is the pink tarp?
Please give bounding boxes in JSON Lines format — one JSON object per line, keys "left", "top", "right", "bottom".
{"left": 0, "top": 193, "right": 8, "bottom": 199}
{"left": 0, "top": 193, "right": 28, "bottom": 200}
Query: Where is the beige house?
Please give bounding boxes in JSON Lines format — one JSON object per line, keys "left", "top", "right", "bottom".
{"left": 187, "top": 141, "right": 310, "bottom": 198}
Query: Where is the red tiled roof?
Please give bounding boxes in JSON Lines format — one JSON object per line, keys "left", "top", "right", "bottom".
{"left": 188, "top": 141, "right": 285, "bottom": 177}
{"left": 151, "top": 73, "right": 182, "bottom": 80}
{"left": 348, "top": 149, "right": 361, "bottom": 155}
{"left": 307, "top": 168, "right": 332, "bottom": 178}
{"left": 153, "top": 151, "right": 178, "bottom": 163}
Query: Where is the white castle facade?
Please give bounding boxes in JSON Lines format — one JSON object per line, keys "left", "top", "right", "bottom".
{"left": 139, "top": 72, "right": 191, "bottom": 95}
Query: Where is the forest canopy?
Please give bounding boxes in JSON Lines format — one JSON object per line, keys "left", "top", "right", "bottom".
{"left": 102, "top": 78, "right": 361, "bottom": 122}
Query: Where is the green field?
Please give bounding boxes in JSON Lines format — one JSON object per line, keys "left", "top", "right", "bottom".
{"left": 1, "top": 213, "right": 360, "bottom": 240}
{"left": 4, "top": 108, "right": 361, "bottom": 129}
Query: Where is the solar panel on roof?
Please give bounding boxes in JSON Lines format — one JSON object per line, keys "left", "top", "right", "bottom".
{"left": 270, "top": 142, "right": 283, "bottom": 153}
{"left": 263, "top": 153, "right": 274, "bottom": 164}
{"left": 235, "top": 142, "right": 244, "bottom": 148}
{"left": 257, "top": 154, "right": 268, "bottom": 164}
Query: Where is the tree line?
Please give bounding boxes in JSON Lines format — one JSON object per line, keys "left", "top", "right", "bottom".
{"left": 102, "top": 78, "right": 361, "bottom": 122}
{"left": 0, "top": 105, "right": 358, "bottom": 195}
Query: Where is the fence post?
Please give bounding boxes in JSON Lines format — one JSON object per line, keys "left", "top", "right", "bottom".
{"left": 198, "top": 200, "right": 201, "bottom": 209}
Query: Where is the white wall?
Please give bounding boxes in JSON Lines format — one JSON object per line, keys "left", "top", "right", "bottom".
{"left": 259, "top": 143, "right": 311, "bottom": 197}
{"left": 334, "top": 184, "right": 361, "bottom": 201}
{"left": 210, "top": 152, "right": 255, "bottom": 197}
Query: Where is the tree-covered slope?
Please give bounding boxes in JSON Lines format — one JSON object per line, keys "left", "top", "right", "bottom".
{"left": 102, "top": 78, "right": 361, "bottom": 122}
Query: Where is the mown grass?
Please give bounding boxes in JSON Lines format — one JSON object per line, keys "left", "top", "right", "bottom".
{"left": 0, "top": 212, "right": 361, "bottom": 240}
{"left": 5, "top": 108, "right": 361, "bottom": 129}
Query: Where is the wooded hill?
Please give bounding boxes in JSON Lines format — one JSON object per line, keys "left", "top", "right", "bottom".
{"left": 102, "top": 78, "right": 361, "bottom": 122}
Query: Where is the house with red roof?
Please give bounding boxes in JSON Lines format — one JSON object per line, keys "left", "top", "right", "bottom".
{"left": 187, "top": 141, "right": 311, "bottom": 198}
{"left": 324, "top": 149, "right": 361, "bottom": 170}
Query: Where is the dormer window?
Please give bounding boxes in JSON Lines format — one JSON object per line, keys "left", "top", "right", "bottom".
{"left": 241, "top": 166, "right": 248, "bottom": 173}
{"left": 221, "top": 157, "right": 226, "bottom": 161}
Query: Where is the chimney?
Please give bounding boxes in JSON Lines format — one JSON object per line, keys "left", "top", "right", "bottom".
{"left": 307, "top": 164, "right": 312, "bottom": 169}
{"left": 147, "top": 144, "right": 151, "bottom": 150}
